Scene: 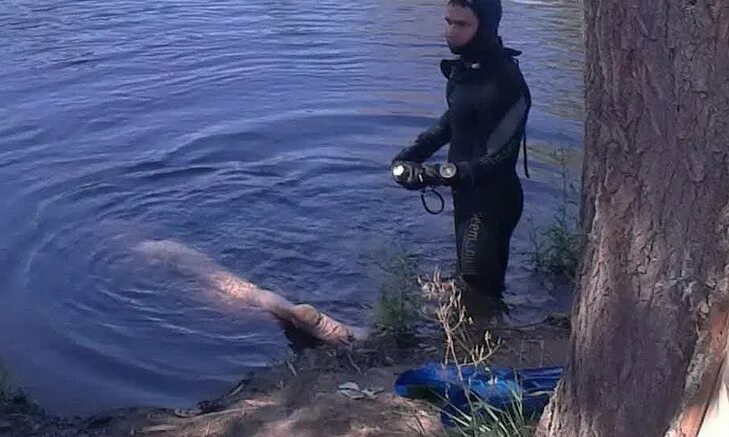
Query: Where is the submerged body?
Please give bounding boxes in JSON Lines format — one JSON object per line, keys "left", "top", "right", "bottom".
{"left": 136, "top": 239, "right": 366, "bottom": 346}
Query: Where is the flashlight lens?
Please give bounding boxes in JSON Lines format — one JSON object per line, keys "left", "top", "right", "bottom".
{"left": 440, "top": 163, "right": 456, "bottom": 178}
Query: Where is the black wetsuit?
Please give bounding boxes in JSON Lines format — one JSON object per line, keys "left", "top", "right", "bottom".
{"left": 393, "top": 39, "right": 531, "bottom": 294}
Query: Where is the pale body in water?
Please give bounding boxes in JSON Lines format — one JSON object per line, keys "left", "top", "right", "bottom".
{"left": 135, "top": 239, "right": 367, "bottom": 346}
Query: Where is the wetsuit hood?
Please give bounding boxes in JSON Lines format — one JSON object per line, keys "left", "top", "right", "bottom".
{"left": 448, "top": 0, "right": 503, "bottom": 62}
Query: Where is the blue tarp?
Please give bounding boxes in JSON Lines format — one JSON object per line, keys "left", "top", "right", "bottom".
{"left": 394, "top": 362, "right": 562, "bottom": 426}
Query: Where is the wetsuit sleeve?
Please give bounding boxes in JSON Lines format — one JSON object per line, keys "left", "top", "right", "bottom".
{"left": 392, "top": 110, "right": 451, "bottom": 164}
{"left": 454, "top": 87, "right": 530, "bottom": 186}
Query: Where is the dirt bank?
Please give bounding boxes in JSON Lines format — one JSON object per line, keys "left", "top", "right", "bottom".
{"left": 1, "top": 313, "right": 569, "bottom": 437}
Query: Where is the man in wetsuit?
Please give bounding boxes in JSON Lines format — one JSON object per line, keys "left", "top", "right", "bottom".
{"left": 391, "top": 0, "right": 531, "bottom": 296}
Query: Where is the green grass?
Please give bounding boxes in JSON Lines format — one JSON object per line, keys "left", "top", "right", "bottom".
{"left": 1, "top": 361, "right": 11, "bottom": 402}
{"left": 0, "top": 361, "right": 30, "bottom": 406}
{"left": 416, "top": 274, "right": 535, "bottom": 437}
{"left": 371, "top": 248, "right": 423, "bottom": 342}
{"left": 445, "top": 397, "right": 534, "bottom": 437}
{"left": 530, "top": 206, "right": 582, "bottom": 281}
{"left": 529, "top": 148, "right": 582, "bottom": 281}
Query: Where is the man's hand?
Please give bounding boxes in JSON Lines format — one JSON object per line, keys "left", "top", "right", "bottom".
{"left": 426, "top": 162, "right": 471, "bottom": 189}
{"left": 391, "top": 161, "right": 444, "bottom": 190}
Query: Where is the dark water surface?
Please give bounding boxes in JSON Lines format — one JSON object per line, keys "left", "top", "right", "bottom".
{"left": 0, "top": 0, "right": 583, "bottom": 415}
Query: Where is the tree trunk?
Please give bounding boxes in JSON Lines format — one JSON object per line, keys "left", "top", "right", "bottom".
{"left": 536, "top": 1, "right": 729, "bottom": 436}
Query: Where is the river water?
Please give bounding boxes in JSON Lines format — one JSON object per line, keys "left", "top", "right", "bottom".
{"left": 0, "top": 0, "right": 583, "bottom": 415}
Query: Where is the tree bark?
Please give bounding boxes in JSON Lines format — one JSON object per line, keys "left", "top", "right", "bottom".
{"left": 537, "top": 1, "right": 729, "bottom": 436}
